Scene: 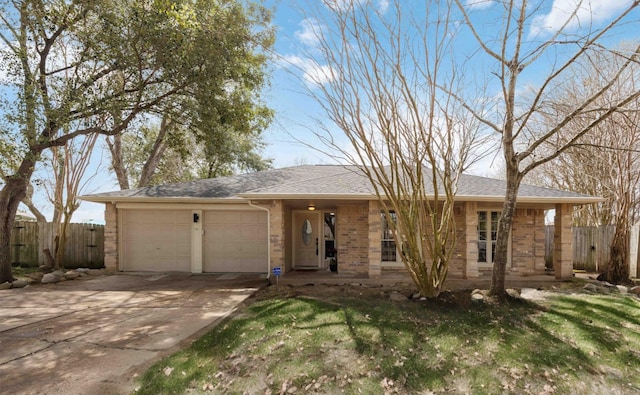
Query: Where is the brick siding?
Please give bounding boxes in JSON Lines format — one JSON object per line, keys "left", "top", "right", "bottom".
{"left": 511, "top": 208, "right": 546, "bottom": 275}
{"left": 336, "top": 204, "right": 369, "bottom": 275}
{"left": 104, "top": 203, "right": 118, "bottom": 271}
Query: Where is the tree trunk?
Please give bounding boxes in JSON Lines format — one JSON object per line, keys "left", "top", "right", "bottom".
{"left": 0, "top": 173, "right": 34, "bottom": 283}
{"left": 490, "top": 170, "right": 522, "bottom": 297}
{"left": 107, "top": 134, "right": 131, "bottom": 190}
{"left": 53, "top": 234, "right": 63, "bottom": 270}
{"left": 138, "top": 116, "right": 171, "bottom": 187}
{"left": 23, "top": 183, "right": 47, "bottom": 223}
{"left": 606, "top": 226, "right": 629, "bottom": 283}
{"left": 0, "top": 211, "right": 15, "bottom": 283}
{"left": 42, "top": 248, "right": 55, "bottom": 269}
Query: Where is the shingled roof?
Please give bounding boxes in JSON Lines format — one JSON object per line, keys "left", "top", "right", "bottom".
{"left": 81, "top": 165, "right": 601, "bottom": 204}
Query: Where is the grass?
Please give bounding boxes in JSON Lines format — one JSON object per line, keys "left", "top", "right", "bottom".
{"left": 11, "top": 266, "right": 40, "bottom": 278}
{"left": 134, "top": 285, "right": 640, "bottom": 394}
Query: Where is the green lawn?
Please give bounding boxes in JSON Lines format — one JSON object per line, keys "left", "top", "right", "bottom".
{"left": 135, "top": 285, "right": 640, "bottom": 394}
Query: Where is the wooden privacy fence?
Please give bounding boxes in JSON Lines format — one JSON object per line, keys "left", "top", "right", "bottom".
{"left": 545, "top": 225, "right": 616, "bottom": 272}
{"left": 10, "top": 221, "right": 39, "bottom": 268}
{"left": 10, "top": 221, "right": 104, "bottom": 269}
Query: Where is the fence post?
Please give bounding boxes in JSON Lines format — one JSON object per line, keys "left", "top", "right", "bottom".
{"left": 630, "top": 224, "right": 639, "bottom": 279}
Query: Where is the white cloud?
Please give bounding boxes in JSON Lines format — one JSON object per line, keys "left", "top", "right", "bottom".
{"left": 529, "top": 0, "right": 633, "bottom": 38}
{"left": 377, "top": 0, "right": 390, "bottom": 14}
{"left": 295, "top": 18, "right": 324, "bottom": 47}
{"left": 281, "top": 55, "right": 335, "bottom": 87}
{"left": 465, "top": 0, "right": 496, "bottom": 10}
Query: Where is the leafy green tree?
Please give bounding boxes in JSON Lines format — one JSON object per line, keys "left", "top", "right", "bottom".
{"left": 112, "top": 119, "right": 271, "bottom": 188}
{"left": 107, "top": 0, "right": 274, "bottom": 188}
{"left": 0, "top": 0, "right": 273, "bottom": 283}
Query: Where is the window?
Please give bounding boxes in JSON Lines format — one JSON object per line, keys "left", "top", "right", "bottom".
{"left": 324, "top": 212, "right": 336, "bottom": 258}
{"left": 478, "top": 211, "right": 500, "bottom": 263}
{"left": 381, "top": 212, "right": 397, "bottom": 262}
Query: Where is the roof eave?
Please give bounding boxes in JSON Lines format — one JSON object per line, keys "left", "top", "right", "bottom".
{"left": 238, "top": 193, "right": 374, "bottom": 200}
{"left": 81, "top": 193, "right": 604, "bottom": 206}
{"left": 78, "top": 196, "right": 248, "bottom": 204}
{"left": 240, "top": 193, "right": 604, "bottom": 205}
{"left": 454, "top": 195, "right": 605, "bottom": 205}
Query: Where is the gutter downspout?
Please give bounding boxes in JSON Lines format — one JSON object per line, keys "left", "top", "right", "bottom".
{"left": 248, "top": 200, "right": 271, "bottom": 281}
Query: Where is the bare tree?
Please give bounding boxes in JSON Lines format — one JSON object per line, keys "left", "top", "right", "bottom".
{"left": 296, "top": 0, "right": 486, "bottom": 297}
{"left": 38, "top": 133, "right": 100, "bottom": 269}
{"left": 451, "top": 0, "right": 640, "bottom": 295}
{"left": 531, "top": 47, "right": 640, "bottom": 281}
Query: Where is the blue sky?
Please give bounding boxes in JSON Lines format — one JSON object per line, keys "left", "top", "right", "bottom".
{"left": 261, "top": 0, "right": 638, "bottom": 169}
{"left": 13, "top": 0, "right": 639, "bottom": 223}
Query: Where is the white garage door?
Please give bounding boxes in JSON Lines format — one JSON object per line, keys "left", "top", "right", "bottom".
{"left": 203, "top": 210, "right": 268, "bottom": 273}
{"left": 121, "top": 209, "right": 191, "bottom": 272}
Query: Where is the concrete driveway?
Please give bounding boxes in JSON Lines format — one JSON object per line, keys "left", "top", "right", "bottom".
{"left": 0, "top": 272, "right": 267, "bottom": 395}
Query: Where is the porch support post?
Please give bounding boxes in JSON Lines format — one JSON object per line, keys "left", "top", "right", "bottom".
{"left": 190, "top": 209, "right": 203, "bottom": 273}
{"left": 368, "top": 200, "right": 382, "bottom": 279}
{"left": 104, "top": 202, "right": 118, "bottom": 271}
{"left": 269, "top": 200, "right": 285, "bottom": 275}
{"left": 465, "top": 202, "right": 479, "bottom": 278}
{"left": 554, "top": 203, "right": 573, "bottom": 279}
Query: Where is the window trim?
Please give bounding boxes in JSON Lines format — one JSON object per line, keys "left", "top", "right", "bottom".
{"left": 477, "top": 210, "right": 511, "bottom": 267}
{"left": 381, "top": 211, "right": 403, "bottom": 266}
{"left": 477, "top": 211, "right": 500, "bottom": 264}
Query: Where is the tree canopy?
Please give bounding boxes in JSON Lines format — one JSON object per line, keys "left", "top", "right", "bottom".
{"left": 0, "top": 0, "right": 274, "bottom": 283}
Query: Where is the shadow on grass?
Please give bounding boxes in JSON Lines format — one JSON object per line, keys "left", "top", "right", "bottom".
{"left": 135, "top": 291, "right": 640, "bottom": 395}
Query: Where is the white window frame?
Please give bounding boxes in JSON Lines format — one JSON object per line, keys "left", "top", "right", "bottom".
{"left": 478, "top": 211, "right": 500, "bottom": 264}
{"left": 381, "top": 211, "right": 403, "bottom": 267}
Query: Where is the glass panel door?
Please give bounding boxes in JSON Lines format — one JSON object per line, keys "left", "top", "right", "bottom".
{"left": 478, "top": 211, "right": 500, "bottom": 263}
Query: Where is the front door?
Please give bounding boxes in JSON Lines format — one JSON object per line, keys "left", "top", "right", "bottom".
{"left": 293, "top": 211, "right": 321, "bottom": 269}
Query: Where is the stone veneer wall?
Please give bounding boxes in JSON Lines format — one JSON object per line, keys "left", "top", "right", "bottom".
{"left": 104, "top": 202, "right": 118, "bottom": 271}
{"left": 554, "top": 203, "right": 573, "bottom": 279}
{"left": 511, "top": 208, "right": 546, "bottom": 275}
{"left": 367, "top": 200, "right": 382, "bottom": 278}
{"left": 448, "top": 205, "right": 467, "bottom": 277}
{"left": 269, "top": 200, "right": 286, "bottom": 272}
{"left": 336, "top": 204, "right": 369, "bottom": 275}
{"left": 463, "top": 202, "right": 480, "bottom": 278}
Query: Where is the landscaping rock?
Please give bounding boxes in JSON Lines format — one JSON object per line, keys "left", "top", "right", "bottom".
{"left": 616, "top": 285, "right": 629, "bottom": 294}
{"left": 11, "top": 279, "right": 29, "bottom": 288}
{"left": 389, "top": 292, "right": 407, "bottom": 302}
{"left": 630, "top": 286, "right": 640, "bottom": 295}
{"left": 41, "top": 273, "right": 60, "bottom": 284}
{"left": 64, "top": 271, "right": 81, "bottom": 280}
{"left": 76, "top": 268, "right": 90, "bottom": 273}
{"left": 471, "top": 292, "right": 485, "bottom": 303}
{"left": 506, "top": 289, "right": 520, "bottom": 299}
{"left": 52, "top": 269, "right": 65, "bottom": 277}
{"left": 0, "top": 281, "right": 11, "bottom": 290}
{"left": 471, "top": 289, "right": 487, "bottom": 296}
{"left": 27, "top": 272, "right": 44, "bottom": 282}
{"left": 520, "top": 288, "right": 548, "bottom": 301}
